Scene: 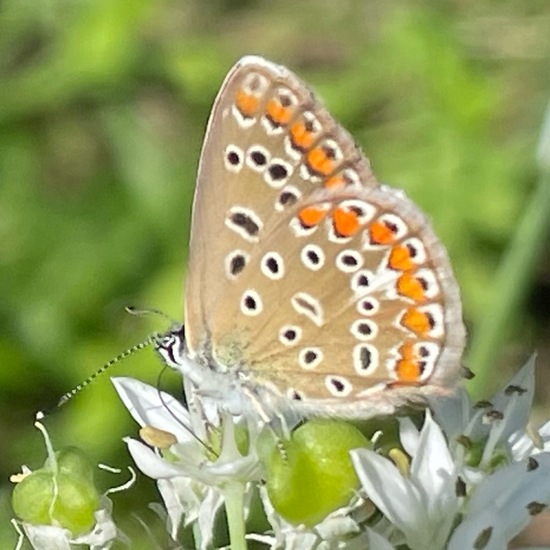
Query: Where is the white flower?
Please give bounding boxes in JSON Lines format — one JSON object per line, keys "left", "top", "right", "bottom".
{"left": 352, "top": 411, "right": 458, "bottom": 550}
{"left": 431, "top": 355, "right": 538, "bottom": 469}
{"left": 112, "top": 376, "right": 263, "bottom": 548}
{"left": 351, "top": 356, "right": 550, "bottom": 550}
{"left": 16, "top": 505, "right": 118, "bottom": 550}
{"left": 111, "top": 356, "right": 550, "bottom": 549}
{"left": 448, "top": 454, "right": 550, "bottom": 549}
{"left": 248, "top": 485, "right": 365, "bottom": 549}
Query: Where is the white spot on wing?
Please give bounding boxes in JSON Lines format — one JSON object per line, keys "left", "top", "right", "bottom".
{"left": 298, "top": 347, "right": 323, "bottom": 370}
{"left": 260, "top": 252, "right": 285, "bottom": 280}
{"left": 353, "top": 344, "right": 378, "bottom": 376}
{"left": 279, "top": 325, "right": 302, "bottom": 346}
{"left": 325, "top": 375, "right": 353, "bottom": 397}
{"left": 335, "top": 249, "right": 364, "bottom": 273}
{"left": 350, "top": 319, "right": 378, "bottom": 341}
{"left": 291, "top": 292, "right": 324, "bottom": 326}
{"left": 240, "top": 289, "right": 263, "bottom": 316}
{"left": 223, "top": 144, "right": 244, "bottom": 173}
{"left": 301, "top": 244, "right": 325, "bottom": 271}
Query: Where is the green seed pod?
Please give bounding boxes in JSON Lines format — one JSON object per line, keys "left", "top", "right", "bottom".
{"left": 12, "top": 447, "right": 100, "bottom": 536}
{"left": 265, "top": 419, "right": 370, "bottom": 527}
{"left": 49, "top": 446, "right": 96, "bottom": 484}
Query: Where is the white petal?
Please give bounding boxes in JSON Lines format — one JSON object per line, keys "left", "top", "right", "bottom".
{"left": 450, "top": 453, "right": 550, "bottom": 548}
{"left": 409, "top": 413, "right": 458, "bottom": 547}
{"left": 351, "top": 449, "right": 425, "bottom": 531}
{"left": 157, "top": 477, "right": 191, "bottom": 538}
{"left": 72, "top": 502, "right": 120, "bottom": 547}
{"left": 488, "top": 355, "right": 536, "bottom": 440}
{"left": 410, "top": 411, "right": 456, "bottom": 499}
{"left": 429, "top": 389, "right": 471, "bottom": 441}
{"left": 448, "top": 508, "right": 506, "bottom": 550}
{"left": 112, "top": 377, "right": 194, "bottom": 442}
{"left": 197, "top": 487, "right": 224, "bottom": 550}
{"left": 22, "top": 525, "right": 71, "bottom": 550}
{"left": 509, "top": 430, "right": 537, "bottom": 460}
{"left": 366, "top": 528, "right": 397, "bottom": 550}
{"left": 315, "top": 515, "right": 360, "bottom": 540}
{"left": 399, "top": 417, "right": 420, "bottom": 457}
{"left": 125, "top": 438, "right": 194, "bottom": 479}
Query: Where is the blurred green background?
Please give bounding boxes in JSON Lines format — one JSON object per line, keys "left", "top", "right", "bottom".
{"left": 1, "top": 0, "right": 550, "bottom": 546}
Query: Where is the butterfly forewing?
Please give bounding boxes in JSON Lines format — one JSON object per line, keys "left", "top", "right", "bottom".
{"left": 185, "top": 56, "right": 376, "bottom": 354}
{"left": 184, "top": 56, "right": 465, "bottom": 417}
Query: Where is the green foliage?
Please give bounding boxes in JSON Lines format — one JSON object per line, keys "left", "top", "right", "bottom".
{"left": 2, "top": 0, "right": 549, "bottom": 546}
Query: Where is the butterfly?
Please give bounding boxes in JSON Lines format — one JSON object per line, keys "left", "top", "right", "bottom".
{"left": 156, "top": 56, "right": 466, "bottom": 419}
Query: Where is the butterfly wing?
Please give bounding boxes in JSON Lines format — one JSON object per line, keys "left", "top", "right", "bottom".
{"left": 184, "top": 56, "right": 465, "bottom": 417}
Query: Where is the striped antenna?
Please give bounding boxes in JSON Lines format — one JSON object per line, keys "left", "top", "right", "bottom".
{"left": 60, "top": 336, "right": 158, "bottom": 407}
{"left": 35, "top": 307, "right": 178, "bottom": 421}
{"left": 36, "top": 335, "right": 158, "bottom": 421}
{"left": 37, "top": 307, "right": 181, "bottom": 420}
{"left": 125, "top": 305, "right": 176, "bottom": 325}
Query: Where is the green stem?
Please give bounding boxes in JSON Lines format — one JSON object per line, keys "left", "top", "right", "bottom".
{"left": 468, "top": 98, "right": 550, "bottom": 397}
{"left": 192, "top": 522, "right": 202, "bottom": 549}
{"left": 223, "top": 481, "right": 247, "bottom": 550}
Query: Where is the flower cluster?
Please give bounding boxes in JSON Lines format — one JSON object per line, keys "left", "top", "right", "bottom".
{"left": 113, "top": 356, "right": 550, "bottom": 549}
{"left": 12, "top": 356, "right": 550, "bottom": 549}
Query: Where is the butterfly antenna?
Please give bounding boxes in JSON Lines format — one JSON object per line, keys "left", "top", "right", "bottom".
{"left": 36, "top": 335, "right": 159, "bottom": 421}
{"left": 125, "top": 305, "right": 177, "bottom": 326}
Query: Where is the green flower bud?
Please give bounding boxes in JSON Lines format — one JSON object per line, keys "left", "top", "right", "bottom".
{"left": 264, "top": 419, "right": 370, "bottom": 527}
{"left": 12, "top": 447, "right": 100, "bottom": 536}
{"left": 12, "top": 471, "right": 55, "bottom": 527}
{"left": 49, "top": 446, "right": 96, "bottom": 484}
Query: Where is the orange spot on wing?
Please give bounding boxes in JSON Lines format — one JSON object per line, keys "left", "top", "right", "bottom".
{"left": 307, "top": 147, "right": 334, "bottom": 176}
{"left": 333, "top": 207, "right": 361, "bottom": 237}
{"left": 324, "top": 174, "right": 345, "bottom": 189}
{"left": 395, "top": 342, "right": 423, "bottom": 382}
{"left": 266, "top": 98, "right": 292, "bottom": 126}
{"left": 369, "top": 220, "right": 395, "bottom": 245}
{"left": 298, "top": 205, "right": 329, "bottom": 228}
{"left": 388, "top": 245, "right": 414, "bottom": 271}
{"left": 401, "top": 307, "right": 432, "bottom": 336}
{"left": 397, "top": 273, "right": 426, "bottom": 302}
{"left": 235, "top": 89, "right": 260, "bottom": 117}
{"left": 290, "top": 121, "right": 315, "bottom": 150}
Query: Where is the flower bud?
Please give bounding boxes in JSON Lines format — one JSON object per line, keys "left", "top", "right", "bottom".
{"left": 264, "top": 419, "right": 370, "bottom": 526}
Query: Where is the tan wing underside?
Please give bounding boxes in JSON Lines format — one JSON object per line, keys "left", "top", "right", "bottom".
{"left": 184, "top": 56, "right": 465, "bottom": 408}
{"left": 185, "top": 56, "right": 375, "bottom": 353}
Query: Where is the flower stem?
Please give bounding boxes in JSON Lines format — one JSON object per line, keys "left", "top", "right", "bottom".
{"left": 223, "top": 481, "right": 247, "bottom": 550}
